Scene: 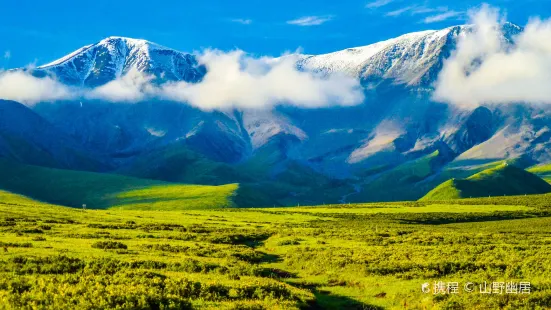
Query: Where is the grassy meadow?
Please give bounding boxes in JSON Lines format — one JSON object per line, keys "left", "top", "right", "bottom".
{"left": 0, "top": 160, "right": 239, "bottom": 210}
{"left": 1, "top": 191, "right": 551, "bottom": 309}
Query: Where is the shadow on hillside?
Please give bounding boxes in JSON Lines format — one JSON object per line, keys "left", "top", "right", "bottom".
{"left": 257, "top": 252, "right": 283, "bottom": 263}
{"left": 291, "top": 282, "right": 384, "bottom": 310}
{"left": 305, "top": 290, "right": 384, "bottom": 310}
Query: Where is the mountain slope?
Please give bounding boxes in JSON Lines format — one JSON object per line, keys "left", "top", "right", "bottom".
{"left": 420, "top": 163, "right": 551, "bottom": 200}
{"left": 0, "top": 190, "right": 63, "bottom": 207}
{"left": 0, "top": 159, "right": 239, "bottom": 210}
{"left": 0, "top": 99, "right": 107, "bottom": 171}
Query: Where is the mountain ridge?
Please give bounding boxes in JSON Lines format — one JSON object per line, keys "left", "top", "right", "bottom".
{"left": 2, "top": 21, "right": 551, "bottom": 206}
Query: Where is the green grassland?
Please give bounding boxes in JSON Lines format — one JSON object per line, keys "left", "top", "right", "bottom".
{"left": 0, "top": 159, "right": 239, "bottom": 210}
{"left": 1, "top": 192, "right": 551, "bottom": 309}
{"left": 420, "top": 163, "right": 551, "bottom": 201}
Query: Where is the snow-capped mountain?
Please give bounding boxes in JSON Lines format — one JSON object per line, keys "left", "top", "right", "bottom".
{"left": 34, "top": 37, "right": 205, "bottom": 86}
{"left": 3, "top": 22, "right": 550, "bottom": 205}
{"left": 299, "top": 22, "right": 522, "bottom": 86}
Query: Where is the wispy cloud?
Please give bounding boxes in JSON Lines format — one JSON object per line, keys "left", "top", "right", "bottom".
{"left": 423, "top": 11, "right": 462, "bottom": 23}
{"left": 231, "top": 18, "right": 252, "bottom": 25}
{"left": 286, "top": 15, "right": 333, "bottom": 26}
{"left": 366, "top": 0, "right": 394, "bottom": 9}
{"left": 3, "top": 51, "right": 10, "bottom": 60}
{"left": 386, "top": 6, "right": 415, "bottom": 17}
{"left": 412, "top": 6, "right": 448, "bottom": 15}
{"left": 385, "top": 5, "right": 451, "bottom": 18}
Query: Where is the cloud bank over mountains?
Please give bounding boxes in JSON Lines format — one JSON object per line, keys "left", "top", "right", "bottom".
{"left": 3, "top": 4, "right": 551, "bottom": 111}
{"left": 0, "top": 70, "right": 75, "bottom": 104}
{"left": 0, "top": 50, "right": 364, "bottom": 110}
{"left": 434, "top": 4, "right": 551, "bottom": 107}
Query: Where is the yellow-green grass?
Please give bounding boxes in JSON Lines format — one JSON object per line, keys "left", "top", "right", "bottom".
{"left": 528, "top": 163, "right": 551, "bottom": 184}
{"left": 0, "top": 159, "right": 239, "bottom": 210}
{"left": 110, "top": 184, "right": 238, "bottom": 210}
{"left": 421, "top": 163, "right": 551, "bottom": 201}
{"left": 266, "top": 203, "right": 532, "bottom": 214}
{"left": 2, "top": 194, "right": 551, "bottom": 309}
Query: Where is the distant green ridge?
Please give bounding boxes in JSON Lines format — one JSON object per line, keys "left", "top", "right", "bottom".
{"left": 420, "top": 162, "right": 551, "bottom": 201}
{"left": 0, "top": 159, "right": 239, "bottom": 210}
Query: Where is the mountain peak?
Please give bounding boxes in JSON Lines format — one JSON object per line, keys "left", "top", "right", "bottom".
{"left": 96, "top": 36, "right": 169, "bottom": 51}
{"left": 35, "top": 36, "right": 204, "bottom": 87}
{"left": 299, "top": 22, "right": 521, "bottom": 86}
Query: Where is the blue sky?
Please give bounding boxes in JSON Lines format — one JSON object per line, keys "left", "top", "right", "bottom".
{"left": 1, "top": 0, "right": 550, "bottom": 68}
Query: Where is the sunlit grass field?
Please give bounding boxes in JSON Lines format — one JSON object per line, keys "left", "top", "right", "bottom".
{"left": 0, "top": 160, "right": 239, "bottom": 210}
{"left": 1, "top": 192, "right": 551, "bottom": 309}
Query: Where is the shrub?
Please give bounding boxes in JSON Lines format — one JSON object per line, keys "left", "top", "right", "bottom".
{"left": 277, "top": 239, "right": 301, "bottom": 246}
{"left": 91, "top": 241, "right": 128, "bottom": 250}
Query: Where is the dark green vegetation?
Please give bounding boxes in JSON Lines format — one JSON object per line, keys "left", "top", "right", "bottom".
{"left": 2, "top": 191, "right": 551, "bottom": 309}
{"left": 0, "top": 159, "right": 239, "bottom": 210}
{"left": 421, "top": 163, "right": 551, "bottom": 201}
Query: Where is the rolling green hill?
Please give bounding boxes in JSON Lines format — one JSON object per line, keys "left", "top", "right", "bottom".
{"left": 420, "top": 162, "right": 551, "bottom": 201}
{"left": 349, "top": 150, "right": 448, "bottom": 202}
{"left": 0, "top": 159, "right": 239, "bottom": 210}
{"left": 528, "top": 163, "right": 551, "bottom": 184}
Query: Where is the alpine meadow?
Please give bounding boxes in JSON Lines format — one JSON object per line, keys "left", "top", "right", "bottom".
{"left": 2, "top": 1, "right": 551, "bottom": 310}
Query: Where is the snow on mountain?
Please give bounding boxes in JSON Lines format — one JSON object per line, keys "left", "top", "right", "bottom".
{"left": 32, "top": 22, "right": 522, "bottom": 90}
{"left": 35, "top": 37, "right": 205, "bottom": 87}
{"left": 299, "top": 23, "right": 522, "bottom": 86}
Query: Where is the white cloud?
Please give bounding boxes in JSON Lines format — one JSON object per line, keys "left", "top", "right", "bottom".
{"left": 385, "top": 5, "right": 452, "bottom": 19}
{"left": 0, "top": 70, "right": 75, "bottom": 104}
{"left": 366, "top": 0, "right": 394, "bottom": 9}
{"left": 3, "top": 51, "right": 10, "bottom": 60}
{"left": 286, "top": 16, "right": 333, "bottom": 26}
{"left": 434, "top": 4, "right": 551, "bottom": 107}
{"left": 386, "top": 6, "right": 416, "bottom": 17}
{"left": 160, "top": 50, "right": 364, "bottom": 110}
{"left": 86, "top": 68, "right": 156, "bottom": 102}
{"left": 423, "top": 10, "right": 462, "bottom": 23}
{"left": 412, "top": 6, "right": 448, "bottom": 15}
{"left": 231, "top": 19, "right": 252, "bottom": 25}
{"left": 0, "top": 50, "right": 364, "bottom": 110}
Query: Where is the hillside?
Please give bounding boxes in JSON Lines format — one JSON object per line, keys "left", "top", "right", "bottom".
{"left": 528, "top": 163, "right": 551, "bottom": 184}
{"left": 420, "top": 163, "right": 551, "bottom": 200}
{"left": 0, "top": 190, "right": 63, "bottom": 207}
{"left": 0, "top": 100, "right": 107, "bottom": 171}
{"left": 0, "top": 159, "right": 239, "bottom": 210}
